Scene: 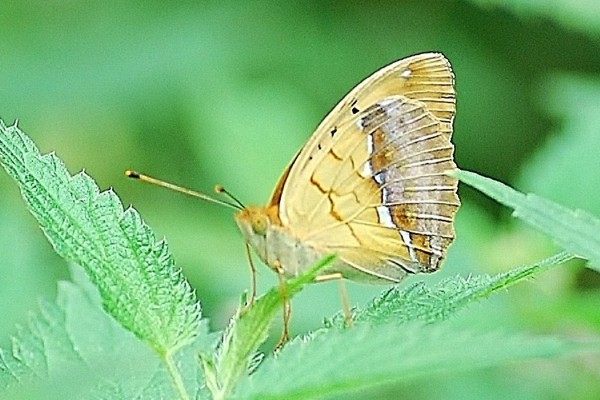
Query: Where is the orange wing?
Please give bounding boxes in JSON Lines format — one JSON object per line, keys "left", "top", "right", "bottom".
{"left": 270, "top": 53, "right": 459, "bottom": 282}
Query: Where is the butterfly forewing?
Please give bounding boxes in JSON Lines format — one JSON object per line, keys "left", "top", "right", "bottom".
{"left": 272, "top": 52, "right": 459, "bottom": 282}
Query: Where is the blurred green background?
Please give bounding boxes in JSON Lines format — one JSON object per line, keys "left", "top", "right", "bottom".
{"left": 1, "top": 1, "right": 599, "bottom": 398}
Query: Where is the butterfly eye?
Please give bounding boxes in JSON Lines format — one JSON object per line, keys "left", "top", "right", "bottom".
{"left": 250, "top": 213, "right": 268, "bottom": 236}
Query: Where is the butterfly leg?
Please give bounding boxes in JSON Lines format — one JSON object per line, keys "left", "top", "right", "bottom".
{"left": 245, "top": 241, "right": 258, "bottom": 307}
{"left": 315, "top": 273, "right": 354, "bottom": 327}
{"left": 238, "top": 242, "right": 259, "bottom": 317}
{"left": 274, "top": 261, "right": 292, "bottom": 350}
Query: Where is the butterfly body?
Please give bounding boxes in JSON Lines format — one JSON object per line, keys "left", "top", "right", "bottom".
{"left": 236, "top": 53, "right": 460, "bottom": 285}
{"left": 235, "top": 205, "right": 396, "bottom": 283}
{"left": 235, "top": 206, "right": 326, "bottom": 278}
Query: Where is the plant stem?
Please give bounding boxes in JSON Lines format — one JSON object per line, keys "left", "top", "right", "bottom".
{"left": 165, "top": 351, "right": 190, "bottom": 400}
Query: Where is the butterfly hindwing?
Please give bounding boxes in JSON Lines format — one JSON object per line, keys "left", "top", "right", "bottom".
{"left": 271, "top": 53, "right": 459, "bottom": 282}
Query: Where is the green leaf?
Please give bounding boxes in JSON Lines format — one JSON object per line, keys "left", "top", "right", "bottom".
{"left": 0, "top": 120, "right": 201, "bottom": 356}
{"left": 206, "top": 255, "right": 336, "bottom": 400}
{"left": 235, "top": 320, "right": 593, "bottom": 400}
{"left": 0, "top": 265, "right": 212, "bottom": 400}
{"left": 220, "top": 253, "right": 582, "bottom": 400}
{"left": 468, "top": 0, "right": 600, "bottom": 37}
{"left": 519, "top": 75, "right": 600, "bottom": 217}
{"left": 454, "top": 169, "right": 600, "bottom": 272}
{"left": 326, "top": 251, "right": 573, "bottom": 327}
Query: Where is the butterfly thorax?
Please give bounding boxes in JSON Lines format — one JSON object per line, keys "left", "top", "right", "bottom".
{"left": 235, "top": 206, "right": 329, "bottom": 278}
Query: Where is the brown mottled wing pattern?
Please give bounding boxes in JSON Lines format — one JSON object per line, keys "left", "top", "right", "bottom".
{"left": 271, "top": 53, "right": 460, "bottom": 282}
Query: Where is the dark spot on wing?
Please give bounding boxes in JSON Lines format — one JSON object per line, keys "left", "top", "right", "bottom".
{"left": 350, "top": 98, "right": 360, "bottom": 115}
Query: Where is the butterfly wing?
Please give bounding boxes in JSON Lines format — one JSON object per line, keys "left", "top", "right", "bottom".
{"left": 270, "top": 53, "right": 459, "bottom": 282}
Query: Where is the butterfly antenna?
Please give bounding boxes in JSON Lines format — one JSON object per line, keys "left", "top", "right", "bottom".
{"left": 125, "top": 170, "right": 243, "bottom": 211}
{"left": 215, "top": 184, "right": 246, "bottom": 209}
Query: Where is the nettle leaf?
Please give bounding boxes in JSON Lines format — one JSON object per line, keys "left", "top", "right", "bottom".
{"left": 0, "top": 265, "right": 212, "bottom": 400}
{"left": 467, "top": 0, "right": 600, "bottom": 38}
{"left": 0, "top": 120, "right": 201, "bottom": 355}
{"left": 325, "top": 251, "right": 573, "bottom": 327}
{"left": 519, "top": 76, "right": 600, "bottom": 216}
{"left": 455, "top": 169, "right": 600, "bottom": 272}
{"left": 204, "top": 256, "right": 335, "bottom": 400}
{"left": 0, "top": 120, "right": 204, "bottom": 398}
{"left": 227, "top": 252, "right": 590, "bottom": 400}
{"left": 234, "top": 321, "right": 590, "bottom": 400}
{"left": 226, "top": 253, "right": 589, "bottom": 400}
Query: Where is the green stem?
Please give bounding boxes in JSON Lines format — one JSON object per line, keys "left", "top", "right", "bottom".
{"left": 164, "top": 351, "right": 190, "bottom": 400}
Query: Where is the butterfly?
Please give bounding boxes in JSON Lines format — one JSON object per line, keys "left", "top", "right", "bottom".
{"left": 128, "top": 52, "right": 460, "bottom": 341}
{"left": 235, "top": 52, "right": 459, "bottom": 284}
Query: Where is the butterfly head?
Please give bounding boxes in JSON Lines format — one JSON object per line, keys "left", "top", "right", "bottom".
{"left": 235, "top": 206, "right": 269, "bottom": 236}
{"left": 235, "top": 205, "right": 281, "bottom": 261}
